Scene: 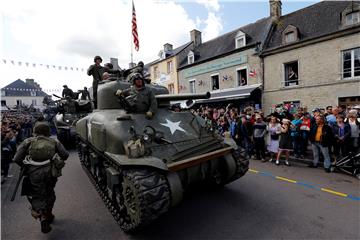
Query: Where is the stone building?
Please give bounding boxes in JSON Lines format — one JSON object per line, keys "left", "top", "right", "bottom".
{"left": 177, "top": 18, "right": 272, "bottom": 107}
{"left": 261, "top": 1, "right": 360, "bottom": 113}
{"left": 1, "top": 79, "right": 47, "bottom": 109}
{"left": 147, "top": 43, "right": 192, "bottom": 94}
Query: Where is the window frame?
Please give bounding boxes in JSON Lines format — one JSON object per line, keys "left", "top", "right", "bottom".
{"left": 236, "top": 66, "right": 248, "bottom": 87}
{"left": 235, "top": 31, "right": 246, "bottom": 49}
{"left": 30, "top": 91, "right": 36, "bottom": 97}
{"left": 153, "top": 66, "right": 159, "bottom": 79}
{"left": 189, "top": 79, "right": 196, "bottom": 93}
{"left": 342, "top": 47, "right": 360, "bottom": 80}
{"left": 210, "top": 73, "right": 220, "bottom": 90}
{"left": 188, "top": 51, "right": 194, "bottom": 64}
{"left": 167, "top": 60, "right": 173, "bottom": 74}
{"left": 168, "top": 83, "right": 175, "bottom": 94}
{"left": 345, "top": 11, "right": 360, "bottom": 25}
{"left": 283, "top": 60, "right": 299, "bottom": 87}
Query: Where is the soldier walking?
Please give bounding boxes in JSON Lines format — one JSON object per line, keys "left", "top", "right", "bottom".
{"left": 13, "top": 122, "right": 69, "bottom": 233}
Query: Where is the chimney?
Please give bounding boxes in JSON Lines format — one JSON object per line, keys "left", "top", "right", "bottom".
{"left": 270, "top": 0, "right": 282, "bottom": 22}
{"left": 164, "top": 43, "right": 173, "bottom": 52}
{"left": 26, "top": 78, "right": 35, "bottom": 86}
{"left": 110, "top": 57, "right": 120, "bottom": 70}
{"left": 190, "top": 29, "right": 202, "bottom": 47}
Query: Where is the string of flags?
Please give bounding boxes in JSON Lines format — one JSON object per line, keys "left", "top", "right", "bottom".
{"left": 1, "top": 59, "right": 85, "bottom": 72}
{"left": 2, "top": 87, "right": 62, "bottom": 93}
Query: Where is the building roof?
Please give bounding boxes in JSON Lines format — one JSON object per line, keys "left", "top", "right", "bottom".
{"left": 178, "top": 17, "right": 273, "bottom": 69}
{"left": 147, "top": 42, "right": 192, "bottom": 66}
{"left": 264, "top": 1, "right": 357, "bottom": 51}
{"left": 2, "top": 79, "right": 47, "bottom": 97}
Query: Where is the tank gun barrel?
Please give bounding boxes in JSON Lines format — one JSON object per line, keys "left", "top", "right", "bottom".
{"left": 53, "top": 94, "right": 62, "bottom": 99}
{"left": 155, "top": 92, "right": 210, "bottom": 102}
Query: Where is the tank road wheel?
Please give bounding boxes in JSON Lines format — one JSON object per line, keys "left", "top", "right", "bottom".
{"left": 116, "top": 168, "right": 171, "bottom": 232}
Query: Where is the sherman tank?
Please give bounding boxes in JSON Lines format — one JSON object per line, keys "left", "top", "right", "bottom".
{"left": 53, "top": 93, "right": 92, "bottom": 148}
{"left": 76, "top": 79, "right": 249, "bottom": 232}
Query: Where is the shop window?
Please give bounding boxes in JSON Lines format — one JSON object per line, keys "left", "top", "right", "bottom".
{"left": 189, "top": 79, "right": 196, "bottom": 93}
{"left": 1, "top": 100, "right": 6, "bottom": 106}
{"left": 342, "top": 47, "right": 360, "bottom": 79}
{"left": 237, "top": 69, "right": 247, "bottom": 86}
{"left": 211, "top": 74, "right": 219, "bottom": 90}
{"left": 284, "top": 61, "right": 299, "bottom": 86}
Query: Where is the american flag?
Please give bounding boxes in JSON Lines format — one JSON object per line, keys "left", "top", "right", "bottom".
{"left": 249, "top": 70, "right": 256, "bottom": 77}
{"left": 132, "top": 0, "right": 139, "bottom": 51}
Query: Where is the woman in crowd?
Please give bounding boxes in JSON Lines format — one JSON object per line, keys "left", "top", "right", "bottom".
{"left": 267, "top": 116, "right": 281, "bottom": 162}
{"left": 291, "top": 113, "right": 302, "bottom": 158}
{"left": 332, "top": 115, "right": 350, "bottom": 158}
{"left": 345, "top": 110, "right": 360, "bottom": 153}
{"left": 276, "top": 119, "right": 293, "bottom": 166}
{"left": 299, "top": 112, "right": 311, "bottom": 158}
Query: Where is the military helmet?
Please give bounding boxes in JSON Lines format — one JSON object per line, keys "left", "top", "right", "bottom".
{"left": 130, "top": 72, "right": 144, "bottom": 84}
{"left": 33, "top": 122, "right": 51, "bottom": 137}
{"left": 94, "top": 56, "right": 103, "bottom": 62}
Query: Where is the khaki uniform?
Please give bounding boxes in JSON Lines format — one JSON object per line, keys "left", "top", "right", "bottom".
{"left": 87, "top": 64, "right": 105, "bottom": 107}
{"left": 13, "top": 136, "right": 69, "bottom": 216}
{"left": 123, "top": 86, "right": 157, "bottom": 114}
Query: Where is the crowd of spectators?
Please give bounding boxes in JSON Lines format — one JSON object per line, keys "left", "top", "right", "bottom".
{"left": 193, "top": 103, "right": 360, "bottom": 173}
{"left": 1, "top": 112, "right": 35, "bottom": 182}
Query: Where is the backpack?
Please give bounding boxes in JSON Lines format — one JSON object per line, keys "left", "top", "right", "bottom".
{"left": 29, "top": 137, "right": 56, "bottom": 161}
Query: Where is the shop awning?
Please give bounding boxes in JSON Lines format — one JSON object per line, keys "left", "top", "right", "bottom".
{"left": 195, "top": 83, "right": 262, "bottom": 104}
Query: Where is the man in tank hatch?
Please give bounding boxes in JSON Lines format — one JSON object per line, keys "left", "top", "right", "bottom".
{"left": 115, "top": 73, "right": 157, "bottom": 119}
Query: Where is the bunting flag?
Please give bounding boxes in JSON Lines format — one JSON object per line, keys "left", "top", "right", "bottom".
{"left": 132, "top": 0, "right": 139, "bottom": 51}
{"left": 1, "top": 58, "right": 85, "bottom": 71}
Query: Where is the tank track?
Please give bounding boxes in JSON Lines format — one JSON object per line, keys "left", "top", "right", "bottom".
{"left": 77, "top": 138, "right": 171, "bottom": 232}
{"left": 227, "top": 149, "right": 249, "bottom": 183}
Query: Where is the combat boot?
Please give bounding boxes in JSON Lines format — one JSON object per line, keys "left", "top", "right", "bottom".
{"left": 40, "top": 219, "right": 52, "bottom": 233}
{"left": 45, "top": 209, "right": 55, "bottom": 224}
{"left": 40, "top": 213, "right": 52, "bottom": 233}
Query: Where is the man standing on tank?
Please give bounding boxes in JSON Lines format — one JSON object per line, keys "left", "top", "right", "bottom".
{"left": 87, "top": 56, "right": 104, "bottom": 108}
{"left": 115, "top": 73, "right": 157, "bottom": 119}
{"left": 13, "top": 122, "right": 69, "bottom": 233}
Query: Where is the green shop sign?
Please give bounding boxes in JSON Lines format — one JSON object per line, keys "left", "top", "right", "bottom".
{"left": 184, "top": 54, "right": 247, "bottom": 78}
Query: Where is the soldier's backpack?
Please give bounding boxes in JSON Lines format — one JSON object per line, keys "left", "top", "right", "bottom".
{"left": 28, "top": 137, "right": 56, "bottom": 161}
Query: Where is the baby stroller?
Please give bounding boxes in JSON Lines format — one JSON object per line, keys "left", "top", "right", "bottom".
{"left": 331, "top": 149, "right": 360, "bottom": 180}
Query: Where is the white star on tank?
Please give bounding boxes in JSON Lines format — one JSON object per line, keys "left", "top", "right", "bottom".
{"left": 160, "top": 119, "right": 186, "bottom": 134}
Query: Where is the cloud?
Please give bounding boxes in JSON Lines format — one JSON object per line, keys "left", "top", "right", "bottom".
{"left": 196, "top": 0, "right": 220, "bottom": 12}
{"left": 0, "top": 0, "right": 197, "bottom": 91}
{"left": 196, "top": 0, "right": 223, "bottom": 41}
{"left": 202, "top": 12, "right": 223, "bottom": 41}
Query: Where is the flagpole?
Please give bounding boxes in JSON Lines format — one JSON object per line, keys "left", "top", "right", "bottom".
{"left": 130, "top": 0, "right": 134, "bottom": 65}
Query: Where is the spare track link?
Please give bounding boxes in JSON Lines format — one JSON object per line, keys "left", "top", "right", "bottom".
{"left": 76, "top": 138, "right": 171, "bottom": 232}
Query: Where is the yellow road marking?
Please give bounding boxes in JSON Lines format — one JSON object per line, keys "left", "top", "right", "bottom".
{"left": 321, "top": 188, "right": 348, "bottom": 197}
{"left": 275, "top": 176, "right": 297, "bottom": 183}
{"left": 249, "top": 169, "right": 259, "bottom": 173}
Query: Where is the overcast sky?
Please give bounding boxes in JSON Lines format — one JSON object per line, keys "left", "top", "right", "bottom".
{"left": 0, "top": 0, "right": 319, "bottom": 95}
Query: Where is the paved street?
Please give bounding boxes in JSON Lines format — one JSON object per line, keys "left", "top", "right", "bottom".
{"left": 2, "top": 151, "right": 360, "bottom": 240}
